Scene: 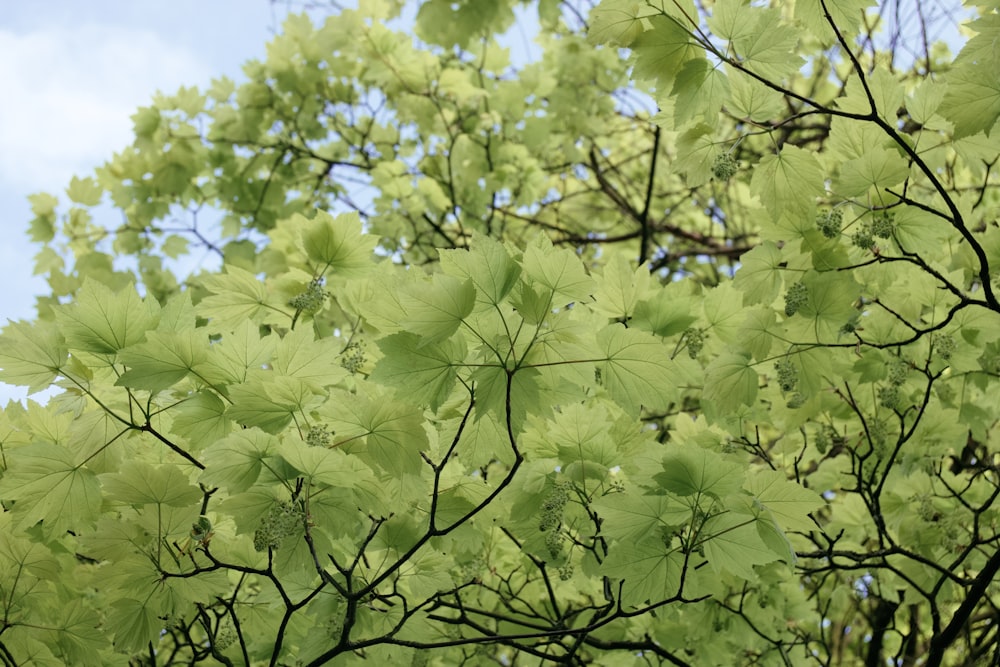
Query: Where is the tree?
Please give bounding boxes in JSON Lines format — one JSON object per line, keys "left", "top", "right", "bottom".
{"left": 1, "top": 0, "right": 999, "bottom": 664}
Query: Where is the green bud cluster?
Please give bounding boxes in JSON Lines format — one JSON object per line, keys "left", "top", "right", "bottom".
{"left": 871, "top": 211, "right": 894, "bottom": 239}
{"left": 934, "top": 334, "right": 956, "bottom": 361}
{"left": 887, "top": 359, "right": 909, "bottom": 385}
{"left": 458, "top": 554, "right": 486, "bottom": 582}
{"left": 539, "top": 483, "right": 569, "bottom": 532}
{"left": 712, "top": 153, "right": 738, "bottom": 181}
{"left": 682, "top": 327, "right": 704, "bottom": 358}
{"left": 814, "top": 425, "right": 845, "bottom": 455}
{"left": 775, "top": 357, "right": 798, "bottom": 393}
{"left": 306, "top": 424, "right": 331, "bottom": 448}
{"left": 214, "top": 619, "right": 237, "bottom": 650}
{"left": 161, "top": 613, "right": 186, "bottom": 631}
{"left": 558, "top": 564, "right": 574, "bottom": 581}
{"left": 913, "top": 494, "right": 938, "bottom": 522}
{"left": 544, "top": 528, "right": 564, "bottom": 559}
{"left": 784, "top": 282, "right": 808, "bottom": 317}
{"left": 253, "top": 501, "right": 304, "bottom": 552}
{"left": 879, "top": 357, "right": 909, "bottom": 409}
{"left": 867, "top": 419, "right": 889, "bottom": 456}
{"left": 786, "top": 392, "right": 806, "bottom": 409}
{"left": 815, "top": 209, "right": 843, "bottom": 239}
{"left": 852, "top": 226, "right": 875, "bottom": 250}
{"left": 340, "top": 340, "right": 367, "bottom": 374}
{"left": 877, "top": 384, "right": 899, "bottom": 409}
{"left": 289, "top": 279, "right": 328, "bottom": 313}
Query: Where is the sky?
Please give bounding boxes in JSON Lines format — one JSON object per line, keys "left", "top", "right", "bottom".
{"left": 0, "top": 1, "right": 298, "bottom": 404}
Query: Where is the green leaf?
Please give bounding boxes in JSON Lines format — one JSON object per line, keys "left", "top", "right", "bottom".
{"left": 0, "top": 444, "right": 101, "bottom": 535}
{"left": 522, "top": 236, "right": 595, "bottom": 304}
{"left": 598, "top": 324, "right": 679, "bottom": 414}
{"left": 729, "top": 6, "right": 802, "bottom": 79}
{"left": 196, "top": 265, "right": 274, "bottom": 332}
{"left": 116, "top": 329, "right": 210, "bottom": 391}
{"left": 656, "top": 446, "right": 744, "bottom": 499}
{"left": 738, "top": 307, "right": 778, "bottom": 361}
{"left": 751, "top": 146, "right": 825, "bottom": 222}
{"left": 671, "top": 58, "right": 730, "bottom": 128}
{"left": 27, "top": 192, "right": 58, "bottom": 242}
{"left": 940, "top": 14, "right": 1000, "bottom": 137}
{"left": 939, "top": 62, "right": 1000, "bottom": 138}
{"left": 48, "top": 602, "right": 105, "bottom": 665}
{"left": 226, "top": 375, "right": 314, "bottom": 433}
{"left": 746, "top": 469, "right": 825, "bottom": 532}
{"left": 795, "top": 0, "right": 870, "bottom": 42}
{"left": 65, "top": 176, "right": 103, "bottom": 206}
{"left": 169, "top": 391, "right": 231, "bottom": 451}
{"left": 325, "top": 389, "right": 429, "bottom": 476}
{"left": 726, "top": 65, "right": 785, "bottom": 122}
{"left": 54, "top": 279, "right": 159, "bottom": 354}
{"left": 0, "top": 320, "right": 67, "bottom": 393}
{"left": 402, "top": 274, "right": 476, "bottom": 344}
{"left": 278, "top": 440, "right": 375, "bottom": 488}
{"left": 439, "top": 234, "right": 521, "bottom": 307}
{"left": 786, "top": 270, "right": 861, "bottom": 341}
{"left": 106, "top": 598, "right": 161, "bottom": 655}
{"left": 101, "top": 461, "right": 202, "bottom": 507}
{"left": 630, "top": 15, "right": 696, "bottom": 90}
{"left": 702, "top": 352, "right": 758, "bottom": 416}
{"left": 631, "top": 282, "right": 697, "bottom": 337}
{"left": 272, "top": 327, "right": 347, "bottom": 391}
{"left": 199, "top": 429, "right": 279, "bottom": 493}
{"left": 302, "top": 210, "right": 377, "bottom": 277}
{"left": 587, "top": 0, "right": 650, "bottom": 46}
{"left": 834, "top": 147, "right": 910, "bottom": 197}
{"left": 675, "top": 123, "right": 717, "bottom": 185}
{"left": 703, "top": 282, "right": 746, "bottom": 343}
{"left": 700, "top": 513, "right": 781, "bottom": 579}
{"left": 371, "top": 332, "right": 464, "bottom": 411}
{"left": 706, "top": 0, "right": 758, "bottom": 42}
{"left": 592, "top": 493, "right": 690, "bottom": 542}
{"left": 600, "top": 538, "right": 683, "bottom": 607}
{"left": 592, "top": 254, "right": 654, "bottom": 320}
{"left": 195, "top": 319, "right": 276, "bottom": 385}
{"left": 733, "top": 242, "right": 784, "bottom": 305}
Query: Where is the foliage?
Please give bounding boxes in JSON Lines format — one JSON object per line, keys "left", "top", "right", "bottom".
{"left": 2, "top": 0, "right": 1000, "bottom": 665}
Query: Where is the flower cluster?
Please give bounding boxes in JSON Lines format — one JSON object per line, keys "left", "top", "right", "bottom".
{"left": 289, "top": 278, "right": 328, "bottom": 313}
{"left": 934, "top": 334, "right": 956, "bottom": 361}
{"left": 306, "top": 424, "right": 331, "bottom": 448}
{"left": 712, "top": 153, "right": 738, "bottom": 181}
{"left": 682, "top": 327, "right": 704, "bottom": 359}
{"left": 815, "top": 209, "right": 843, "bottom": 239}
{"left": 775, "top": 357, "right": 798, "bottom": 393}
{"left": 879, "top": 357, "right": 910, "bottom": 409}
{"left": 871, "top": 211, "right": 894, "bottom": 239}
{"left": 340, "top": 340, "right": 367, "bottom": 374}
{"left": 214, "top": 619, "right": 237, "bottom": 650}
{"left": 253, "top": 501, "right": 304, "bottom": 552}
{"left": 538, "top": 483, "right": 569, "bottom": 532}
{"left": 783, "top": 282, "right": 808, "bottom": 317}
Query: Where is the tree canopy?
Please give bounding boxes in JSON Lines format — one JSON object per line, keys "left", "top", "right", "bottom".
{"left": 2, "top": 0, "right": 1000, "bottom": 665}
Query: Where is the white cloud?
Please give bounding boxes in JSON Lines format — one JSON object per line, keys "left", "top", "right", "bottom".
{"left": 0, "top": 24, "right": 210, "bottom": 192}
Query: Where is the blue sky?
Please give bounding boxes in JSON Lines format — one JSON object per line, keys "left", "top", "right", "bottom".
{"left": 0, "top": 1, "right": 544, "bottom": 405}
{"left": 0, "top": 1, "right": 296, "bottom": 403}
